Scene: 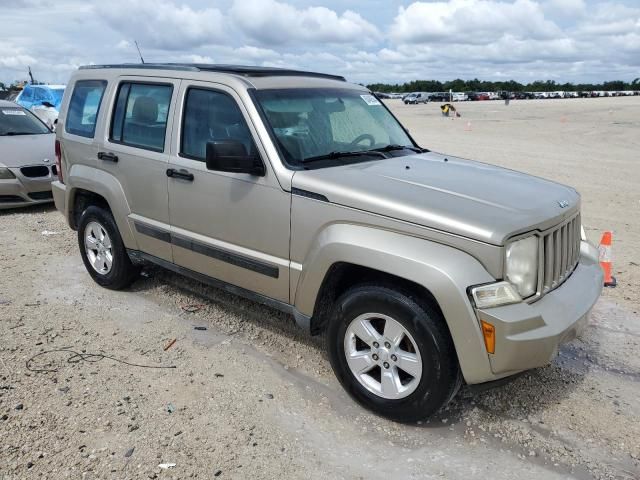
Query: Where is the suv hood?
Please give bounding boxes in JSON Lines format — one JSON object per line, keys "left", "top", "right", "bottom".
{"left": 0, "top": 133, "right": 55, "bottom": 167}
{"left": 291, "top": 152, "right": 580, "bottom": 245}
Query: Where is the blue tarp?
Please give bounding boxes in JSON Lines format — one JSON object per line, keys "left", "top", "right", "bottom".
{"left": 15, "top": 84, "right": 65, "bottom": 111}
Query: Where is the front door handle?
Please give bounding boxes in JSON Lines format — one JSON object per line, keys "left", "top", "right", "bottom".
{"left": 97, "top": 152, "right": 118, "bottom": 163}
{"left": 166, "top": 168, "right": 194, "bottom": 182}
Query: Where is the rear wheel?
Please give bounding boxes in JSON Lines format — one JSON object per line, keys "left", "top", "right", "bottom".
{"left": 78, "top": 206, "right": 139, "bottom": 290}
{"left": 326, "top": 284, "right": 460, "bottom": 422}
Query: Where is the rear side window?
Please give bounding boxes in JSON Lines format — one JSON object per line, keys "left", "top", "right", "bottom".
{"left": 66, "top": 80, "right": 107, "bottom": 138}
{"left": 110, "top": 82, "right": 173, "bottom": 152}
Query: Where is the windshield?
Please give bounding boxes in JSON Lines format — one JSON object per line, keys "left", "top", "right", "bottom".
{"left": 0, "top": 106, "right": 50, "bottom": 136}
{"left": 254, "top": 88, "right": 415, "bottom": 168}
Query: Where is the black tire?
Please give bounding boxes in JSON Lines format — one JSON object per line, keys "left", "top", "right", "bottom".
{"left": 77, "top": 205, "right": 139, "bottom": 290}
{"left": 326, "top": 284, "right": 461, "bottom": 423}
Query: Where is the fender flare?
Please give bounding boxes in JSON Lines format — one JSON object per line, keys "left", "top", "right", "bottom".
{"left": 294, "top": 223, "right": 497, "bottom": 384}
{"left": 66, "top": 164, "right": 138, "bottom": 249}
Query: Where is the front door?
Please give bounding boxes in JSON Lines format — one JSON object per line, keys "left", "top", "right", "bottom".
{"left": 167, "top": 81, "right": 290, "bottom": 302}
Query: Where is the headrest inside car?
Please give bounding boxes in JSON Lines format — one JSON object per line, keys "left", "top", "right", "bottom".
{"left": 132, "top": 96, "right": 158, "bottom": 124}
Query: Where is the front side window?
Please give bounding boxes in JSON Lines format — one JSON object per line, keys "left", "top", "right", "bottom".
{"left": 110, "top": 82, "right": 173, "bottom": 152}
{"left": 181, "top": 88, "right": 256, "bottom": 161}
{"left": 66, "top": 80, "right": 107, "bottom": 138}
{"left": 254, "top": 88, "right": 415, "bottom": 169}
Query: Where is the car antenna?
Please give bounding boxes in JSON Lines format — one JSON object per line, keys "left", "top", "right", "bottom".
{"left": 28, "top": 66, "right": 35, "bottom": 84}
{"left": 134, "top": 40, "right": 145, "bottom": 64}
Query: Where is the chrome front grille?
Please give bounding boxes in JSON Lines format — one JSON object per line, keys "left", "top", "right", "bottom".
{"left": 541, "top": 214, "right": 581, "bottom": 294}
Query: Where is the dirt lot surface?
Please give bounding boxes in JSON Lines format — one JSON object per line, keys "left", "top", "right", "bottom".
{"left": 1, "top": 97, "right": 639, "bottom": 479}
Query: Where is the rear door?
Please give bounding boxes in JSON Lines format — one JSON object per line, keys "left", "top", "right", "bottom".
{"left": 101, "top": 77, "right": 180, "bottom": 262}
{"left": 166, "top": 81, "right": 291, "bottom": 302}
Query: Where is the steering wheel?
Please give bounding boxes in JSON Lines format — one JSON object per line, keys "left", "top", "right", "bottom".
{"left": 349, "top": 134, "right": 375, "bottom": 148}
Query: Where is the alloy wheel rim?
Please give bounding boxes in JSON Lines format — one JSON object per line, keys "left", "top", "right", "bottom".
{"left": 344, "top": 313, "right": 423, "bottom": 400}
{"left": 84, "top": 221, "right": 113, "bottom": 275}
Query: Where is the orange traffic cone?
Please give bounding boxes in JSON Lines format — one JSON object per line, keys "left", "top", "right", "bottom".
{"left": 598, "top": 231, "right": 617, "bottom": 287}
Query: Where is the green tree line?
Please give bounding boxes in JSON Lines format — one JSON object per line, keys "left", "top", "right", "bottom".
{"left": 367, "top": 78, "right": 640, "bottom": 93}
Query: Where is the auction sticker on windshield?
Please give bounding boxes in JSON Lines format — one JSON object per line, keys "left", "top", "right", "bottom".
{"left": 360, "top": 94, "right": 381, "bottom": 106}
{"left": 2, "top": 109, "right": 26, "bottom": 115}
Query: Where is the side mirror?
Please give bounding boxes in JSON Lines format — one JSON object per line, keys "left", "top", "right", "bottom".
{"left": 205, "top": 141, "right": 265, "bottom": 176}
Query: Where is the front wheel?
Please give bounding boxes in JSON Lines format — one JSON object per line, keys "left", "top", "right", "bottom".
{"left": 326, "top": 284, "right": 460, "bottom": 422}
{"left": 77, "top": 206, "right": 139, "bottom": 290}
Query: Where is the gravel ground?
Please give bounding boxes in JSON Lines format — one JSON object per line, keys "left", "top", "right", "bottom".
{"left": 1, "top": 97, "right": 639, "bottom": 479}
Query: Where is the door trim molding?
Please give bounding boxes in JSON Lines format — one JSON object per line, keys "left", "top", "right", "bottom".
{"left": 133, "top": 221, "right": 171, "bottom": 243}
{"left": 133, "top": 221, "right": 280, "bottom": 279}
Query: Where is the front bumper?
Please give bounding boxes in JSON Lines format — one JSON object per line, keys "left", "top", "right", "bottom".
{"left": 0, "top": 165, "right": 55, "bottom": 210}
{"left": 476, "top": 241, "right": 603, "bottom": 377}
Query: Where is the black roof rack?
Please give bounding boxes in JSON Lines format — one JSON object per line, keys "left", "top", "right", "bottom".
{"left": 79, "top": 63, "right": 346, "bottom": 81}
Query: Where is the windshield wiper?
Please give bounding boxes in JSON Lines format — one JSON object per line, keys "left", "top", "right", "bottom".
{"left": 303, "top": 150, "right": 387, "bottom": 164}
{"left": 4, "top": 132, "right": 35, "bottom": 136}
{"left": 370, "top": 144, "right": 427, "bottom": 153}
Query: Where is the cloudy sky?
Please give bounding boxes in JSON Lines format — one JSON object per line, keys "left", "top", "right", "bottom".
{"left": 1, "top": 0, "right": 639, "bottom": 86}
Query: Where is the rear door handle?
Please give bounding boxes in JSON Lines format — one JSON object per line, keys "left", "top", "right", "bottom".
{"left": 97, "top": 152, "right": 118, "bottom": 163}
{"left": 166, "top": 168, "right": 194, "bottom": 182}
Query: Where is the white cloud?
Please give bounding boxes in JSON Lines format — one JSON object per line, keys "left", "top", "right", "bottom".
{"left": 574, "top": 2, "right": 640, "bottom": 37}
{"left": 544, "top": 0, "right": 586, "bottom": 17}
{"left": 94, "top": 0, "right": 227, "bottom": 50}
{"left": 390, "top": 0, "right": 561, "bottom": 45}
{"left": 234, "top": 46, "right": 281, "bottom": 60}
{"left": 0, "top": 54, "right": 38, "bottom": 69}
{"left": 0, "top": 0, "right": 639, "bottom": 86}
{"left": 116, "top": 40, "right": 131, "bottom": 50}
{"left": 230, "top": 0, "right": 380, "bottom": 45}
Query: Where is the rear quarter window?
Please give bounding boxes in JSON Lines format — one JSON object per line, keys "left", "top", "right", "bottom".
{"left": 65, "top": 80, "right": 107, "bottom": 138}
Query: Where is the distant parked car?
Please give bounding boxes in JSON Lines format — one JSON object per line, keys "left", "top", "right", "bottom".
{"left": 468, "top": 92, "right": 490, "bottom": 101}
{"left": 404, "top": 92, "right": 429, "bottom": 104}
{"left": 429, "top": 92, "right": 449, "bottom": 102}
{"left": 0, "top": 100, "right": 56, "bottom": 209}
{"left": 451, "top": 92, "right": 468, "bottom": 101}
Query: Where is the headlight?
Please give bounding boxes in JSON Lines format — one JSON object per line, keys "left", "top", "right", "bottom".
{"left": 0, "top": 167, "right": 16, "bottom": 179}
{"left": 471, "top": 281, "right": 522, "bottom": 308}
{"left": 580, "top": 225, "right": 586, "bottom": 241}
{"left": 505, "top": 236, "right": 538, "bottom": 298}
